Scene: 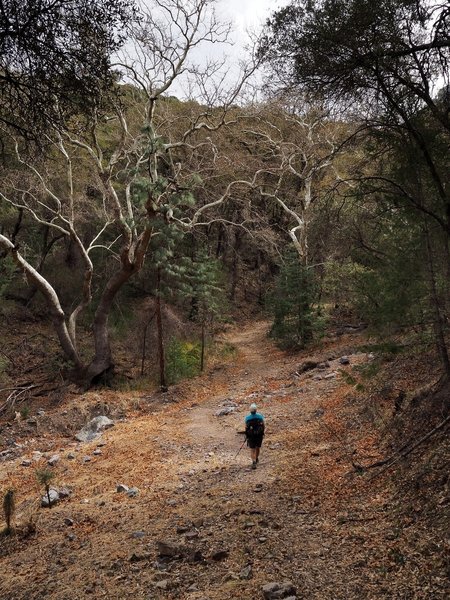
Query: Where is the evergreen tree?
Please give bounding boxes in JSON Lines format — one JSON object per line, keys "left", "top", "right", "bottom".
{"left": 269, "top": 250, "right": 324, "bottom": 349}
{"left": 188, "top": 249, "right": 226, "bottom": 371}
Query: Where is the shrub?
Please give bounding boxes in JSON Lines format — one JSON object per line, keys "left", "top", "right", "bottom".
{"left": 166, "top": 338, "right": 201, "bottom": 384}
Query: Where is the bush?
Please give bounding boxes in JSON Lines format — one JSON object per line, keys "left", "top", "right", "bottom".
{"left": 166, "top": 338, "right": 201, "bottom": 384}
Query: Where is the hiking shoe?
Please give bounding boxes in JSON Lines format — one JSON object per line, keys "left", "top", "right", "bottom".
{"left": 256, "top": 458, "right": 259, "bottom": 464}
{"left": 252, "top": 461, "right": 257, "bottom": 469}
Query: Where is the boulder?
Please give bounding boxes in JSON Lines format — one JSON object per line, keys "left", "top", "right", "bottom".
{"left": 48, "top": 454, "right": 60, "bottom": 466}
{"left": 75, "top": 416, "right": 114, "bottom": 442}
{"left": 41, "top": 488, "right": 59, "bottom": 507}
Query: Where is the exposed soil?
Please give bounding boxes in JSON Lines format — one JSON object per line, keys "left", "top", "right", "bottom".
{"left": 0, "top": 321, "right": 448, "bottom": 599}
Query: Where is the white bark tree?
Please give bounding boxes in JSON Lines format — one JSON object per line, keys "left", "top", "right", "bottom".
{"left": 0, "top": 0, "right": 260, "bottom": 386}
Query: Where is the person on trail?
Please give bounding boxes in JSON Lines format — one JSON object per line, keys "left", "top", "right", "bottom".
{"left": 245, "top": 403, "right": 265, "bottom": 469}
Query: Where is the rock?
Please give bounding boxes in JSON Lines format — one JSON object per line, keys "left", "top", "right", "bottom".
{"left": 215, "top": 407, "right": 235, "bottom": 417}
{"left": 93, "top": 449, "right": 102, "bottom": 456}
{"left": 67, "top": 452, "right": 76, "bottom": 459}
{"left": 154, "top": 580, "right": 170, "bottom": 590}
{"left": 32, "top": 451, "right": 43, "bottom": 461}
{"left": 75, "top": 416, "right": 114, "bottom": 442}
{"left": 41, "top": 488, "right": 60, "bottom": 507}
{"left": 82, "top": 456, "right": 91, "bottom": 463}
{"left": 222, "top": 398, "right": 238, "bottom": 407}
{"left": 129, "top": 552, "right": 151, "bottom": 562}
{"left": 192, "top": 517, "right": 204, "bottom": 528}
{"left": 323, "top": 372, "right": 336, "bottom": 379}
{"left": 222, "top": 573, "right": 238, "bottom": 583}
{"left": 239, "top": 565, "right": 253, "bottom": 580}
{"left": 132, "top": 531, "right": 146, "bottom": 539}
{"left": 211, "top": 549, "right": 229, "bottom": 561}
{"left": 317, "top": 361, "right": 330, "bottom": 369}
{"left": 21, "top": 459, "right": 32, "bottom": 467}
{"left": 185, "top": 531, "right": 199, "bottom": 540}
{"left": 176, "top": 525, "right": 189, "bottom": 534}
{"left": 157, "top": 541, "right": 185, "bottom": 558}
{"left": 59, "top": 487, "right": 72, "bottom": 498}
{"left": 339, "top": 356, "right": 350, "bottom": 365}
{"left": 127, "top": 487, "right": 139, "bottom": 498}
{"left": 116, "top": 484, "right": 129, "bottom": 493}
{"left": 186, "top": 549, "right": 204, "bottom": 563}
{"left": 37, "top": 409, "right": 46, "bottom": 416}
{"left": 48, "top": 454, "right": 60, "bottom": 466}
{"left": 262, "top": 581, "right": 297, "bottom": 599}
{"left": 296, "top": 360, "right": 318, "bottom": 374}
{"left": 64, "top": 518, "right": 74, "bottom": 526}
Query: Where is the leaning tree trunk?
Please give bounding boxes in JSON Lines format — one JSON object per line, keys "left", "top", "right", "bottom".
{"left": 0, "top": 234, "right": 81, "bottom": 367}
{"left": 82, "top": 224, "right": 154, "bottom": 387}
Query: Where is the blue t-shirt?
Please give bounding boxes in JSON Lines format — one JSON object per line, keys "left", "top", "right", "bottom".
{"left": 245, "top": 412, "right": 264, "bottom": 423}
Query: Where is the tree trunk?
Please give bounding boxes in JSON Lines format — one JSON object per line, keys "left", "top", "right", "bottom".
{"left": 200, "top": 322, "right": 205, "bottom": 372}
{"left": 0, "top": 234, "right": 81, "bottom": 367}
{"left": 83, "top": 266, "right": 134, "bottom": 385}
{"left": 230, "top": 229, "right": 242, "bottom": 301}
{"left": 156, "top": 268, "right": 167, "bottom": 391}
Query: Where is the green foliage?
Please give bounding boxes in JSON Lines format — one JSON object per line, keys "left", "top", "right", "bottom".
{"left": 36, "top": 469, "right": 55, "bottom": 488}
{"left": 189, "top": 250, "right": 227, "bottom": 325}
{"left": 165, "top": 338, "right": 201, "bottom": 385}
{"left": 20, "top": 405, "right": 30, "bottom": 419}
{"left": 268, "top": 251, "right": 326, "bottom": 349}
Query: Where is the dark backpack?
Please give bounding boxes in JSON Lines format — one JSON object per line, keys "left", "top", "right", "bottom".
{"left": 245, "top": 417, "right": 265, "bottom": 437}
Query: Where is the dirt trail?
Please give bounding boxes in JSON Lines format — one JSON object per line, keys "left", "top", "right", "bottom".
{"left": 1, "top": 321, "right": 444, "bottom": 599}
{"left": 148, "top": 321, "right": 381, "bottom": 600}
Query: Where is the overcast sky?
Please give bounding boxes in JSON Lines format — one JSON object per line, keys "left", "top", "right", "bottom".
{"left": 216, "top": 0, "right": 287, "bottom": 50}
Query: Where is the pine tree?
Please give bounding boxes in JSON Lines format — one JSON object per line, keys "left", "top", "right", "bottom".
{"left": 269, "top": 250, "right": 324, "bottom": 349}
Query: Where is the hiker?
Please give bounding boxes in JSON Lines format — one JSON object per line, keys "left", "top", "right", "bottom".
{"left": 245, "top": 403, "right": 265, "bottom": 469}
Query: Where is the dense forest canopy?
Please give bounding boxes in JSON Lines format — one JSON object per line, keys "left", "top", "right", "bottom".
{"left": 0, "top": 0, "right": 135, "bottom": 134}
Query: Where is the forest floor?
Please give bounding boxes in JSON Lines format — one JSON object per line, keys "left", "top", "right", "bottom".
{"left": 0, "top": 320, "right": 448, "bottom": 599}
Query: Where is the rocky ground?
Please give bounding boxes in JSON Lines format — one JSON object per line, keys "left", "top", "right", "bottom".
{"left": 0, "top": 321, "right": 448, "bottom": 599}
